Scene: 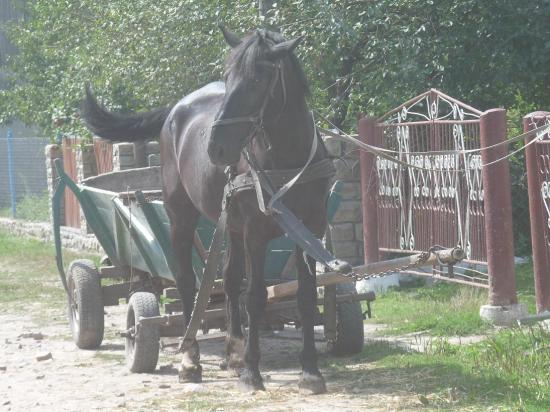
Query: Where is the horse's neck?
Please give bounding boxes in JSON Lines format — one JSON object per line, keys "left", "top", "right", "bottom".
{"left": 262, "top": 99, "right": 320, "bottom": 169}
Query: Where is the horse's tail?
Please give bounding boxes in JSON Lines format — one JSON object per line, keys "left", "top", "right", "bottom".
{"left": 81, "top": 85, "right": 173, "bottom": 142}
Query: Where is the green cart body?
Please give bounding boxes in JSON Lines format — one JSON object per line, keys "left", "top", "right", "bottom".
{"left": 52, "top": 162, "right": 373, "bottom": 369}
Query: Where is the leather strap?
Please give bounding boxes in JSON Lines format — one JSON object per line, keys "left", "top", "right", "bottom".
{"left": 173, "top": 208, "right": 228, "bottom": 354}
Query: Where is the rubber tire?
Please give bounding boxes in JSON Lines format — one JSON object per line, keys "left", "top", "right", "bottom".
{"left": 330, "top": 282, "right": 364, "bottom": 356}
{"left": 67, "top": 259, "right": 104, "bottom": 349}
{"left": 125, "top": 292, "right": 160, "bottom": 373}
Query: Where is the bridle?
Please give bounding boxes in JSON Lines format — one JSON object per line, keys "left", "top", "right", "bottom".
{"left": 211, "top": 50, "right": 327, "bottom": 218}
{"left": 211, "top": 59, "right": 287, "bottom": 150}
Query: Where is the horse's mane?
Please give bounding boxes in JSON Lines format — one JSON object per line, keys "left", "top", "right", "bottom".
{"left": 224, "top": 29, "right": 310, "bottom": 96}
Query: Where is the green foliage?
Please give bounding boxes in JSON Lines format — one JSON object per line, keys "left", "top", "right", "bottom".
{"left": 4, "top": 0, "right": 550, "bottom": 133}
{"left": 2, "top": 0, "right": 549, "bottom": 254}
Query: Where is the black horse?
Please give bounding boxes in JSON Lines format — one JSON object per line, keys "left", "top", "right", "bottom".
{"left": 83, "top": 26, "right": 332, "bottom": 394}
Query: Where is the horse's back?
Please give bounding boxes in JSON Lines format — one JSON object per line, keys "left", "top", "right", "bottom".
{"left": 160, "top": 81, "right": 227, "bottom": 221}
{"left": 178, "top": 81, "right": 225, "bottom": 108}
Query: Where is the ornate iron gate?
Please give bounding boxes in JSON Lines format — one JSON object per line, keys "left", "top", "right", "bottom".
{"left": 367, "top": 89, "right": 487, "bottom": 263}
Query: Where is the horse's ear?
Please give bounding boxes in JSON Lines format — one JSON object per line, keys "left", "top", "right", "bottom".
{"left": 265, "top": 36, "right": 303, "bottom": 60}
{"left": 219, "top": 23, "right": 241, "bottom": 48}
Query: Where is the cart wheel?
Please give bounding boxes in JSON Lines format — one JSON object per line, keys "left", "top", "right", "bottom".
{"left": 67, "top": 259, "right": 104, "bottom": 349}
{"left": 329, "top": 283, "right": 364, "bottom": 356}
{"left": 125, "top": 292, "right": 160, "bottom": 373}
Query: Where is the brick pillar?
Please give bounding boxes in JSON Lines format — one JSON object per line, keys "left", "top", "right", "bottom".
{"left": 325, "top": 134, "right": 364, "bottom": 266}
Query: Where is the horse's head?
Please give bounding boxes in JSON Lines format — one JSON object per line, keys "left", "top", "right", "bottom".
{"left": 208, "top": 25, "right": 304, "bottom": 166}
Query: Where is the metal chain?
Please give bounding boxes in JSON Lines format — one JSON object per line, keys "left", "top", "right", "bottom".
{"left": 340, "top": 246, "right": 449, "bottom": 282}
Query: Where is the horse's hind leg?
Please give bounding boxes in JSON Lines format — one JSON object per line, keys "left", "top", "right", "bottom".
{"left": 295, "top": 247, "right": 327, "bottom": 394}
{"left": 221, "top": 230, "right": 246, "bottom": 375}
{"left": 165, "top": 194, "right": 202, "bottom": 383}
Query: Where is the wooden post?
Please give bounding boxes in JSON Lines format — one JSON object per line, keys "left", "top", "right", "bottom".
{"left": 524, "top": 112, "right": 550, "bottom": 313}
{"left": 358, "top": 116, "right": 380, "bottom": 264}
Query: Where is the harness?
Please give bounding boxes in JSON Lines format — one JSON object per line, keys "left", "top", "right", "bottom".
{"left": 171, "top": 52, "right": 348, "bottom": 355}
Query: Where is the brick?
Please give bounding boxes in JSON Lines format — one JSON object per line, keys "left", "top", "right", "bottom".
{"left": 329, "top": 223, "right": 355, "bottom": 241}
{"left": 354, "top": 223, "right": 363, "bottom": 241}
{"left": 115, "top": 155, "right": 135, "bottom": 167}
{"left": 323, "top": 137, "right": 342, "bottom": 157}
{"left": 148, "top": 154, "right": 161, "bottom": 166}
{"left": 146, "top": 141, "right": 160, "bottom": 155}
{"left": 332, "top": 200, "right": 362, "bottom": 223}
{"left": 334, "top": 158, "right": 361, "bottom": 180}
{"left": 340, "top": 182, "right": 361, "bottom": 200}
{"left": 116, "top": 142, "right": 135, "bottom": 154}
{"left": 332, "top": 240, "right": 358, "bottom": 259}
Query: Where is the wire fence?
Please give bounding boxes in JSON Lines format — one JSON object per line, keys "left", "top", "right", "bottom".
{"left": 0, "top": 130, "right": 50, "bottom": 220}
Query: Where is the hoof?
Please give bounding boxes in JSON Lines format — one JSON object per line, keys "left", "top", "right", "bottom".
{"left": 178, "top": 365, "right": 202, "bottom": 383}
{"left": 227, "top": 357, "right": 245, "bottom": 375}
{"left": 238, "top": 369, "right": 265, "bottom": 392}
{"left": 298, "top": 372, "right": 327, "bottom": 395}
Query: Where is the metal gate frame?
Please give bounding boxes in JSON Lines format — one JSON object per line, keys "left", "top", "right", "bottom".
{"left": 359, "top": 89, "right": 519, "bottom": 305}
{"left": 524, "top": 111, "right": 550, "bottom": 313}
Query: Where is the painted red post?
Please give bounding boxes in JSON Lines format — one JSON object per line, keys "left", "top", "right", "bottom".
{"left": 358, "top": 116, "right": 380, "bottom": 264}
{"left": 524, "top": 112, "right": 550, "bottom": 313}
{"left": 479, "top": 109, "right": 518, "bottom": 306}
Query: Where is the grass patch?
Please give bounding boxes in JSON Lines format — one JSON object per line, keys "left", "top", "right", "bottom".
{"left": 0, "top": 229, "right": 97, "bottom": 317}
{"left": 317, "top": 325, "right": 550, "bottom": 411}
{"left": 516, "top": 262, "right": 537, "bottom": 313}
{"left": 366, "top": 263, "right": 537, "bottom": 337}
{"left": 376, "top": 325, "right": 550, "bottom": 411}
{"left": 367, "top": 279, "right": 490, "bottom": 336}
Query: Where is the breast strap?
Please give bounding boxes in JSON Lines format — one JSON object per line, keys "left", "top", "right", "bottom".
{"left": 226, "top": 158, "right": 336, "bottom": 198}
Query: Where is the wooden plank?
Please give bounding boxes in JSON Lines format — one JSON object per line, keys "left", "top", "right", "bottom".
{"left": 324, "top": 285, "right": 337, "bottom": 343}
{"left": 267, "top": 247, "right": 464, "bottom": 301}
{"left": 102, "top": 282, "right": 132, "bottom": 306}
{"left": 99, "top": 265, "right": 129, "bottom": 279}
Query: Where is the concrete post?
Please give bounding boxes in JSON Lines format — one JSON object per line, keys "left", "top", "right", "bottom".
{"left": 358, "top": 116, "right": 380, "bottom": 264}
{"left": 524, "top": 112, "right": 550, "bottom": 313}
{"left": 478, "top": 109, "right": 527, "bottom": 325}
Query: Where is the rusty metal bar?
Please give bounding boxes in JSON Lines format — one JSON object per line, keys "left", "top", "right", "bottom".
{"left": 382, "top": 120, "right": 481, "bottom": 127}
{"left": 432, "top": 89, "right": 483, "bottom": 116}
{"left": 267, "top": 247, "right": 464, "bottom": 301}
{"left": 402, "top": 270, "right": 489, "bottom": 288}
{"left": 524, "top": 112, "right": 550, "bottom": 312}
{"left": 479, "top": 109, "right": 517, "bottom": 305}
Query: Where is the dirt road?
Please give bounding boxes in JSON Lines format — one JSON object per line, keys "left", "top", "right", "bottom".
{"left": 0, "top": 304, "right": 429, "bottom": 412}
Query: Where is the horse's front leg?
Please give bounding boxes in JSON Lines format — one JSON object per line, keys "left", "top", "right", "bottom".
{"left": 221, "top": 230, "right": 246, "bottom": 375}
{"left": 239, "top": 226, "right": 268, "bottom": 391}
{"left": 296, "top": 247, "right": 327, "bottom": 394}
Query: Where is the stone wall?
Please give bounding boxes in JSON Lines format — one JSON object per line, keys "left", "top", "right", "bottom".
{"left": 0, "top": 217, "right": 102, "bottom": 253}
{"left": 112, "top": 142, "right": 160, "bottom": 170}
{"left": 325, "top": 136, "right": 364, "bottom": 266}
